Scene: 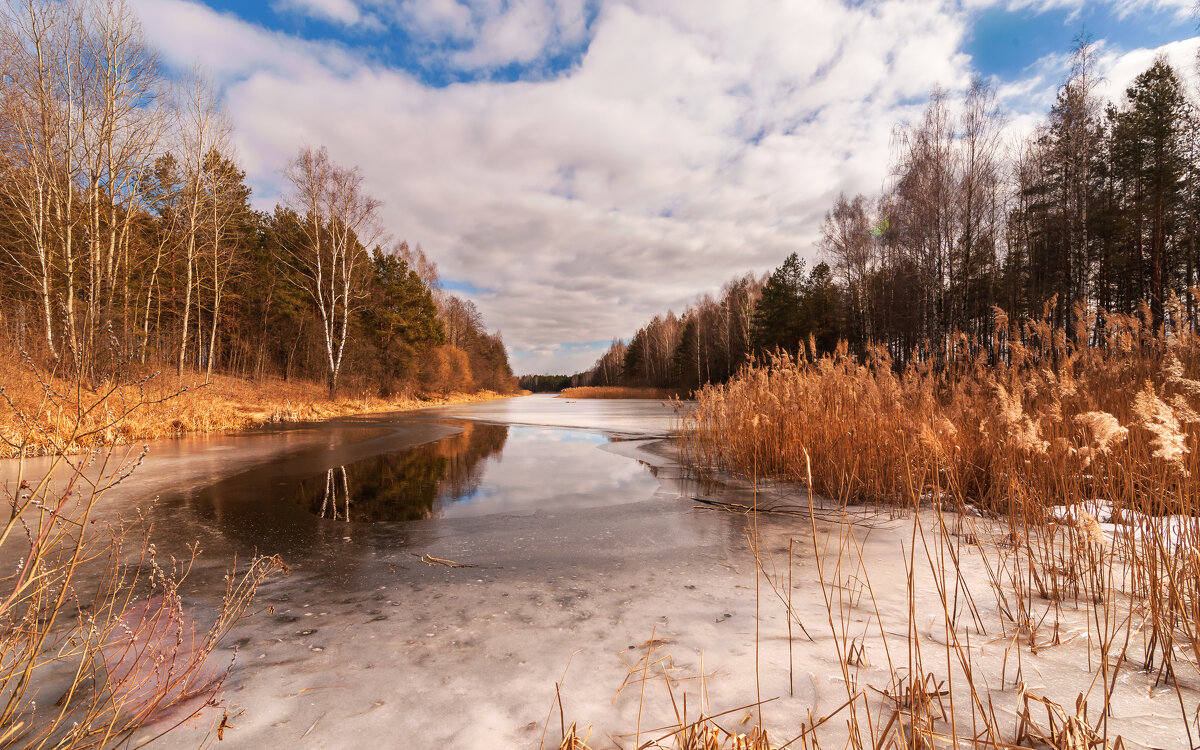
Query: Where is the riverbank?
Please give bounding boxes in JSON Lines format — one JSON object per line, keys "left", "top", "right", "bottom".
{"left": 0, "top": 358, "right": 523, "bottom": 458}
{"left": 558, "top": 386, "right": 678, "bottom": 399}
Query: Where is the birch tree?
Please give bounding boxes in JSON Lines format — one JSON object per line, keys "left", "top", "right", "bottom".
{"left": 199, "top": 148, "right": 249, "bottom": 382}
{"left": 285, "top": 145, "right": 381, "bottom": 398}
{"left": 0, "top": 0, "right": 75, "bottom": 359}
{"left": 74, "top": 0, "right": 160, "bottom": 364}
{"left": 171, "top": 68, "right": 229, "bottom": 378}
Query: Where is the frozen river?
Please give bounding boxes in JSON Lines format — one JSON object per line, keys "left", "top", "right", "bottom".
{"left": 8, "top": 394, "right": 1193, "bottom": 749}
{"left": 4, "top": 395, "right": 780, "bottom": 748}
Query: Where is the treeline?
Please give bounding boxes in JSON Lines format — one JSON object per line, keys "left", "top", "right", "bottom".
{"left": 570, "top": 273, "right": 765, "bottom": 391}
{"left": 0, "top": 0, "right": 514, "bottom": 397}
{"left": 517, "top": 374, "right": 575, "bottom": 392}
{"left": 570, "top": 43, "right": 1200, "bottom": 392}
{"left": 828, "top": 44, "right": 1200, "bottom": 358}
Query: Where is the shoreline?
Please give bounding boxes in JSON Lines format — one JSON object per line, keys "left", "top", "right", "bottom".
{"left": 0, "top": 364, "right": 527, "bottom": 459}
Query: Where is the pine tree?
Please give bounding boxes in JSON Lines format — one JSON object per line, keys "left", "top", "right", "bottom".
{"left": 750, "top": 252, "right": 806, "bottom": 355}
{"left": 1113, "top": 59, "right": 1191, "bottom": 327}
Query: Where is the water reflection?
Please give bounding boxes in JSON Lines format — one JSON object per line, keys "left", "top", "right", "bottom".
{"left": 294, "top": 422, "right": 509, "bottom": 522}
{"left": 185, "top": 418, "right": 672, "bottom": 569}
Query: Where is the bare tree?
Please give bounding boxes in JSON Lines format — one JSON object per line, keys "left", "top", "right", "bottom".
{"left": 954, "top": 77, "right": 1004, "bottom": 339}
{"left": 438, "top": 294, "right": 483, "bottom": 350}
{"left": 170, "top": 67, "right": 229, "bottom": 378}
{"left": 284, "top": 145, "right": 382, "bottom": 397}
{"left": 73, "top": 0, "right": 161, "bottom": 370}
{"left": 892, "top": 88, "right": 955, "bottom": 348}
{"left": 395, "top": 239, "right": 441, "bottom": 293}
{"left": 0, "top": 0, "right": 75, "bottom": 359}
{"left": 821, "top": 192, "right": 875, "bottom": 342}
{"left": 200, "top": 148, "right": 249, "bottom": 382}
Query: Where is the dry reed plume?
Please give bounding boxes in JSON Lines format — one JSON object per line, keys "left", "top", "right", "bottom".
{"left": 663, "top": 295, "right": 1200, "bottom": 748}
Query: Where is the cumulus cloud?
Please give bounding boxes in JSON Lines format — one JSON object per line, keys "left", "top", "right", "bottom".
{"left": 994, "top": 35, "right": 1200, "bottom": 135}
{"left": 132, "top": 0, "right": 1199, "bottom": 374}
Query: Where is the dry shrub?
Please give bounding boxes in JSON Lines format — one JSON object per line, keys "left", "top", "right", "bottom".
{"left": 1, "top": 359, "right": 286, "bottom": 748}
{"left": 683, "top": 299, "right": 1200, "bottom": 511}
{"left": 421, "top": 345, "right": 474, "bottom": 395}
{"left": 681, "top": 298, "right": 1200, "bottom": 532}
{"left": 0, "top": 351, "right": 514, "bottom": 458}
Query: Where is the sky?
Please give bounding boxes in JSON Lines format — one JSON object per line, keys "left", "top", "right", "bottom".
{"left": 128, "top": 0, "right": 1200, "bottom": 375}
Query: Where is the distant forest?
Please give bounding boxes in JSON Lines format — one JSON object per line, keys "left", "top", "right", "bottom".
{"left": 0, "top": 0, "right": 515, "bottom": 397}
{"left": 563, "top": 43, "right": 1200, "bottom": 394}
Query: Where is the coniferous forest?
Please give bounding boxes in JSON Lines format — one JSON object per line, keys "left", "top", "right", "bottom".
{"left": 568, "top": 43, "right": 1200, "bottom": 393}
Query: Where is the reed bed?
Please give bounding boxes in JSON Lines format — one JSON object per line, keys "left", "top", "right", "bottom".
{"left": 668, "top": 298, "right": 1200, "bottom": 748}
{"left": 558, "top": 387, "right": 678, "bottom": 400}
{"left": 681, "top": 299, "right": 1200, "bottom": 513}
{"left": 547, "top": 298, "right": 1200, "bottom": 749}
{"left": 0, "top": 353, "right": 514, "bottom": 458}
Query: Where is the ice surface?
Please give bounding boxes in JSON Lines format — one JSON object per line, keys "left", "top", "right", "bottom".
{"left": 425, "top": 392, "right": 686, "bottom": 437}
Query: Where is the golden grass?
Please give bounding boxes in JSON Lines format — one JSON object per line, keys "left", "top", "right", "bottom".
{"left": 558, "top": 386, "right": 677, "bottom": 400}
{"left": 0, "top": 356, "right": 520, "bottom": 458}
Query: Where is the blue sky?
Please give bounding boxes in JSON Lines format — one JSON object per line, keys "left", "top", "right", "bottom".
{"left": 967, "top": 3, "right": 1192, "bottom": 80}
{"left": 186, "top": 0, "right": 600, "bottom": 86}
{"left": 175, "top": 1, "right": 1196, "bottom": 86}
{"left": 132, "top": 0, "right": 1200, "bottom": 375}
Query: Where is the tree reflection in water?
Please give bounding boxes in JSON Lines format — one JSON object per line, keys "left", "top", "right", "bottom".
{"left": 296, "top": 422, "right": 509, "bottom": 522}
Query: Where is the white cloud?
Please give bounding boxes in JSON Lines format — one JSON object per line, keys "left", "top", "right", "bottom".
{"left": 995, "top": 36, "right": 1200, "bottom": 138}
{"left": 135, "top": 0, "right": 1200, "bottom": 374}
{"left": 1094, "top": 37, "right": 1200, "bottom": 99}
{"left": 982, "top": 0, "right": 1194, "bottom": 19}
{"left": 273, "top": 0, "right": 369, "bottom": 26}
{"left": 394, "top": 0, "right": 594, "bottom": 72}
{"left": 1110, "top": 0, "right": 1194, "bottom": 19}
{"left": 391, "top": 0, "right": 473, "bottom": 39}
{"left": 133, "top": 0, "right": 362, "bottom": 80}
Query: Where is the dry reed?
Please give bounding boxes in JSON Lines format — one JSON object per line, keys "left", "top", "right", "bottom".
{"left": 552, "top": 296, "right": 1200, "bottom": 749}
{"left": 668, "top": 296, "right": 1200, "bottom": 748}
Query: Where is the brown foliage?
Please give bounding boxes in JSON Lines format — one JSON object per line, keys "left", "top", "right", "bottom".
{"left": 677, "top": 298, "right": 1200, "bottom": 745}
{"left": 421, "top": 345, "right": 474, "bottom": 395}
{"left": 1, "top": 357, "right": 286, "bottom": 747}
{"left": 682, "top": 302, "right": 1200, "bottom": 512}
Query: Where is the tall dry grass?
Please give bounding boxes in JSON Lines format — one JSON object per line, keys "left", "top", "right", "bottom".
{"left": 653, "top": 295, "right": 1200, "bottom": 748}
{"left": 682, "top": 299, "right": 1200, "bottom": 513}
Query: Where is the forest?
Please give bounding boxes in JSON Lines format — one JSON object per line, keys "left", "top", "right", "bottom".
{"left": 0, "top": 0, "right": 515, "bottom": 400}
{"left": 571, "top": 43, "right": 1200, "bottom": 393}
